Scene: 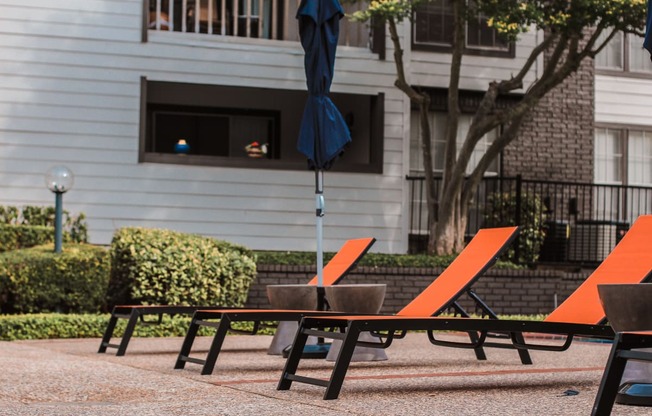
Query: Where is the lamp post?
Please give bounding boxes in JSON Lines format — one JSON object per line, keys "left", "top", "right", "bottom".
{"left": 45, "top": 166, "right": 74, "bottom": 253}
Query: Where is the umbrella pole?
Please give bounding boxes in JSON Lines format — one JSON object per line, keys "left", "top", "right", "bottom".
{"left": 315, "top": 170, "right": 325, "bottom": 284}
{"left": 315, "top": 169, "right": 325, "bottom": 309}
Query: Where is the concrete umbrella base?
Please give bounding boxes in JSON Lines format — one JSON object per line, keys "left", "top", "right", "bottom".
{"left": 598, "top": 283, "right": 652, "bottom": 406}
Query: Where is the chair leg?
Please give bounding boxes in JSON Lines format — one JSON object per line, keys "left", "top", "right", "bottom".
{"left": 324, "top": 324, "right": 362, "bottom": 400}
{"left": 174, "top": 314, "right": 201, "bottom": 370}
{"left": 277, "top": 325, "right": 310, "bottom": 391}
{"left": 116, "top": 309, "right": 140, "bottom": 356}
{"left": 98, "top": 312, "right": 119, "bottom": 353}
{"left": 200, "top": 316, "right": 232, "bottom": 375}
{"left": 511, "top": 332, "right": 533, "bottom": 365}
{"left": 592, "top": 333, "right": 629, "bottom": 416}
{"left": 467, "top": 331, "right": 487, "bottom": 361}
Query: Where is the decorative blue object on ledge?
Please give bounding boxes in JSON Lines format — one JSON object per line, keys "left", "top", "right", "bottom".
{"left": 175, "top": 139, "right": 190, "bottom": 154}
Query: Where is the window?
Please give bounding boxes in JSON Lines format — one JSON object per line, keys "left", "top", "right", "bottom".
{"left": 409, "top": 112, "right": 499, "bottom": 175}
{"left": 594, "top": 126, "right": 652, "bottom": 223}
{"left": 627, "top": 130, "right": 652, "bottom": 186}
{"left": 596, "top": 31, "right": 652, "bottom": 74}
{"left": 413, "top": 0, "right": 512, "bottom": 56}
{"left": 408, "top": 109, "right": 500, "bottom": 237}
{"left": 140, "top": 79, "right": 384, "bottom": 173}
{"left": 595, "top": 127, "right": 652, "bottom": 186}
{"left": 594, "top": 128, "right": 623, "bottom": 184}
{"left": 148, "top": 105, "right": 279, "bottom": 158}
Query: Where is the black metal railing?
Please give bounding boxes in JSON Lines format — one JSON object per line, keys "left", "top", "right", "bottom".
{"left": 407, "top": 175, "right": 652, "bottom": 264}
{"left": 146, "top": 0, "right": 381, "bottom": 51}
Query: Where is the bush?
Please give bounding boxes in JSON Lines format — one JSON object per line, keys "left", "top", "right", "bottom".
{"left": 485, "top": 191, "right": 547, "bottom": 265}
{"left": 0, "top": 312, "right": 546, "bottom": 341}
{"left": 254, "top": 250, "right": 521, "bottom": 269}
{"left": 107, "top": 228, "right": 257, "bottom": 308}
{"left": 0, "top": 205, "right": 89, "bottom": 252}
{"left": 0, "top": 224, "right": 54, "bottom": 252}
{"left": 0, "top": 313, "right": 268, "bottom": 341}
{"left": 0, "top": 244, "right": 110, "bottom": 314}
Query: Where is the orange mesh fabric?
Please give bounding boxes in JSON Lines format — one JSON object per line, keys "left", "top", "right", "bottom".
{"left": 545, "top": 215, "right": 652, "bottom": 324}
{"left": 306, "top": 237, "right": 375, "bottom": 286}
{"left": 397, "top": 227, "right": 518, "bottom": 317}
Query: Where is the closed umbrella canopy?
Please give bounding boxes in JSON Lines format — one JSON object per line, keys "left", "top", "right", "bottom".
{"left": 296, "top": 0, "right": 351, "bottom": 289}
{"left": 297, "top": 0, "right": 351, "bottom": 169}
{"left": 645, "top": 0, "right": 652, "bottom": 61}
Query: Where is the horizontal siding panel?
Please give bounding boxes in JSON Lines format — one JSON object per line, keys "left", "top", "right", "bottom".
{"left": 77, "top": 199, "right": 404, "bottom": 223}
{"left": 69, "top": 177, "right": 403, "bottom": 203}
{"left": 2, "top": 4, "right": 139, "bottom": 29}
{"left": 0, "top": 102, "right": 135, "bottom": 124}
{"left": 73, "top": 206, "right": 402, "bottom": 231}
{"left": 0, "top": 132, "right": 135, "bottom": 151}
{"left": 0, "top": 61, "right": 141, "bottom": 84}
{"left": 1, "top": 20, "right": 141, "bottom": 43}
{"left": 0, "top": 88, "right": 137, "bottom": 110}
{"left": 0, "top": 74, "right": 139, "bottom": 97}
{"left": 0, "top": 117, "right": 137, "bottom": 138}
{"left": 1, "top": 0, "right": 137, "bottom": 14}
{"left": 1, "top": 145, "right": 135, "bottom": 164}
{"left": 0, "top": 159, "right": 404, "bottom": 189}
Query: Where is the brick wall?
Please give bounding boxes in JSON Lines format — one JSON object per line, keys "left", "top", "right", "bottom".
{"left": 502, "top": 38, "right": 595, "bottom": 182}
{"left": 246, "top": 265, "right": 591, "bottom": 315}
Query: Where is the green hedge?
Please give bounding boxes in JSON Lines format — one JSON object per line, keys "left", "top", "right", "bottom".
{"left": 0, "top": 205, "right": 88, "bottom": 252}
{"left": 0, "top": 313, "right": 269, "bottom": 341}
{"left": 254, "top": 250, "right": 521, "bottom": 269}
{"left": 0, "top": 224, "right": 54, "bottom": 252}
{"left": 107, "top": 227, "right": 257, "bottom": 308}
{"left": 0, "top": 244, "right": 110, "bottom": 314}
{"left": 0, "top": 313, "right": 545, "bottom": 341}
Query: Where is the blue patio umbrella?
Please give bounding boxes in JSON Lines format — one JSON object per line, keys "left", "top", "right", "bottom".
{"left": 645, "top": 0, "right": 652, "bottom": 60}
{"left": 297, "top": 0, "right": 351, "bottom": 287}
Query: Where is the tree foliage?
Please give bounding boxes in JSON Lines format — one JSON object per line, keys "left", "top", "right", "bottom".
{"left": 350, "top": 0, "right": 647, "bottom": 255}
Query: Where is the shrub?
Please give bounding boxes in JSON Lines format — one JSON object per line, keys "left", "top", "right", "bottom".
{"left": 254, "top": 250, "right": 521, "bottom": 269}
{"left": 107, "top": 228, "right": 257, "bottom": 308}
{"left": 0, "top": 244, "right": 110, "bottom": 314}
{"left": 485, "top": 191, "right": 547, "bottom": 265}
{"left": 0, "top": 313, "right": 268, "bottom": 341}
{"left": 0, "top": 205, "right": 89, "bottom": 252}
{"left": 0, "top": 312, "right": 546, "bottom": 341}
{"left": 0, "top": 224, "right": 54, "bottom": 252}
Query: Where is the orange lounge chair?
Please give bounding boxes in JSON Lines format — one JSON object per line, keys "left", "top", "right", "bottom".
{"left": 174, "top": 226, "right": 521, "bottom": 375}
{"left": 278, "top": 215, "right": 652, "bottom": 400}
{"left": 98, "top": 237, "right": 375, "bottom": 356}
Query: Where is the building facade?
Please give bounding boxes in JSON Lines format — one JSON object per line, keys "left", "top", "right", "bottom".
{"left": 0, "top": 0, "right": 650, "bottom": 254}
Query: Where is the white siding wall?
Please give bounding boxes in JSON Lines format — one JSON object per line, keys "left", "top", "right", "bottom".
{"left": 409, "top": 29, "right": 542, "bottom": 92}
{"left": 0, "top": 0, "right": 407, "bottom": 253}
{"left": 595, "top": 75, "right": 652, "bottom": 127}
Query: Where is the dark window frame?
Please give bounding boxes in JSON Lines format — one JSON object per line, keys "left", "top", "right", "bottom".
{"left": 138, "top": 78, "right": 385, "bottom": 173}
{"left": 411, "top": 1, "right": 515, "bottom": 58}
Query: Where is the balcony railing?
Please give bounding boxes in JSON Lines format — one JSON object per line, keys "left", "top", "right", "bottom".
{"left": 407, "top": 175, "right": 652, "bottom": 264}
{"left": 146, "top": 0, "right": 378, "bottom": 49}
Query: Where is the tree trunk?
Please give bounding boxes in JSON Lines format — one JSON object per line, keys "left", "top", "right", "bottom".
{"left": 429, "top": 0, "right": 466, "bottom": 255}
{"left": 433, "top": 189, "right": 467, "bottom": 254}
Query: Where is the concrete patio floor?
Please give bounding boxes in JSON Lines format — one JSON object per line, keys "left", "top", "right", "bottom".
{"left": 1, "top": 332, "right": 651, "bottom": 415}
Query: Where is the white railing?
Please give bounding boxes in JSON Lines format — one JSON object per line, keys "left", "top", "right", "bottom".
{"left": 148, "top": 0, "right": 370, "bottom": 47}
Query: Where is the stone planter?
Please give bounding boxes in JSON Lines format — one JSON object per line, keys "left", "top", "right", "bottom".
{"left": 598, "top": 283, "right": 652, "bottom": 406}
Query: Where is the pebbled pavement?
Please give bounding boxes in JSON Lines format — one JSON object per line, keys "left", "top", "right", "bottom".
{"left": 1, "top": 333, "right": 651, "bottom": 415}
